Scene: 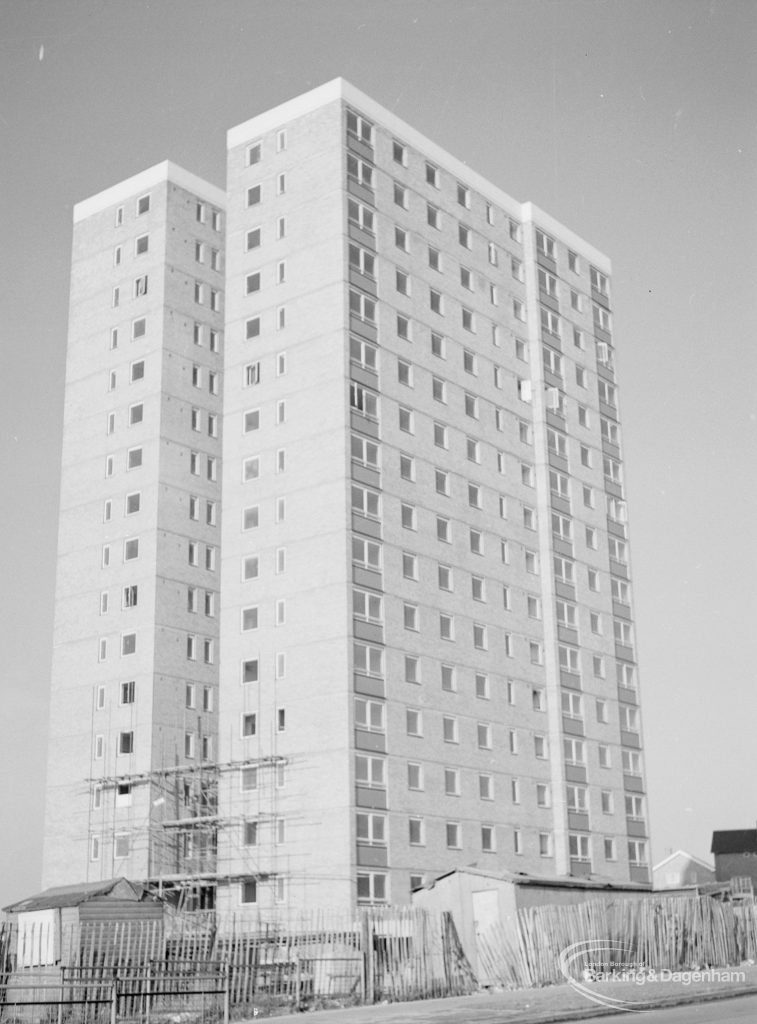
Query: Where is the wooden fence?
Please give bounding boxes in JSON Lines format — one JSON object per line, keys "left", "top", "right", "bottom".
{"left": 0, "top": 907, "right": 475, "bottom": 1018}
{"left": 477, "top": 894, "right": 757, "bottom": 989}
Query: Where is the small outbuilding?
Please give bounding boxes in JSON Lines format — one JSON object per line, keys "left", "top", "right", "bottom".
{"left": 2, "top": 877, "right": 162, "bottom": 968}
{"left": 652, "top": 850, "right": 716, "bottom": 890}
{"left": 711, "top": 829, "right": 757, "bottom": 888}
{"left": 412, "top": 867, "right": 651, "bottom": 983}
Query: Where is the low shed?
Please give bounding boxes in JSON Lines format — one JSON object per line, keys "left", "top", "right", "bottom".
{"left": 3, "top": 877, "right": 163, "bottom": 968}
{"left": 412, "top": 867, "right": 651, "bottom": 983}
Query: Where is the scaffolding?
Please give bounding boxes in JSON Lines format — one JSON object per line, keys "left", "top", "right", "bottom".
{"left": 87, "top": 754, "right": 289, "bottom": 911}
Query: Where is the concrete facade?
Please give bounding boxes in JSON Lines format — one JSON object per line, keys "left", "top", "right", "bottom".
{"left": 43, "top": 164, "right": 225, "bottom": 895}
{"left": 215, "top": 80, "right": 649, "bottom": 918}
{"left": 44, "top": 80, "right": 649, "bottom": 917}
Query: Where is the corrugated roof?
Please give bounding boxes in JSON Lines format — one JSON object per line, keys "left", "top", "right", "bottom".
{"left": 711, "top": 829, "right": 757, "bottom": 855}
{"left": 3, "top": 878, "right": 144, "bottom": 913}
{"left": 419, "top": 866, "right": 651, "bottom": 893}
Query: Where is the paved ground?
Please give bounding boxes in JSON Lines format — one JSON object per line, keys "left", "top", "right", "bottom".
{"left": 245, "top": 962, "right": 757, "bottom": 1022}
{"left": 572, "top": 992, "right": 757, "bottom": 1023}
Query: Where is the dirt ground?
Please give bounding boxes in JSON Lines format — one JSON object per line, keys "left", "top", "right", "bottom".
{"left": 252, "top": 961, "right": 757, "bottom": 1023}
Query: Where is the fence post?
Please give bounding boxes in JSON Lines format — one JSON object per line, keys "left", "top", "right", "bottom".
{"left": 110, "top": 976, "right": 117, "bottom": 1024}
{"left": 145, "top": 961, "right": 151, "bottom": 1024}
{"left": 58, "top": 967, "right": 65, "bottom": 1024}
{"left": 223, "top": 961, "right": 230, "bottom": 1024}
{"left": 360, "top": 914, "right": 373, "bottom": 1004}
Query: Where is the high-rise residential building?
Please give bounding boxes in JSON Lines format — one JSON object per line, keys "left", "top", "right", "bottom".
{"left": 216, "top": 80, "right": 647, "bottom": 918}
{"left": 42, "top": 163, "right": 226, "bottom": 900}
{"left": 44, "top": 80, "right": 648, "bottom": 918}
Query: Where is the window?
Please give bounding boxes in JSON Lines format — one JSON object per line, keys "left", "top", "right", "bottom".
{"left": 351, "top": 484, "right": 380, "bottom": 519}
{"left": 433, "top": 470, "right": 450, "bottom": 499}
{"left": 556, "top": 600, "right": 577, "bottom": 629}
{"left": 427, "top": 331, "right": 445, "bottom": 361}
{"left": 405, "top": 655, "right": 420, "bottom": 684}
{"left": 354, "top": 642, "right": 383, "bottom": 678}
{"left": 356, "top": 812, "right": 386, "bottom": 848}
{"left": 477, "top": 722, "right": 492, "bottom": 749}
{"left": 433, "top": 422, "right": 448, "bottom": 449}
{"left": 240, "top": 879, "right": 257, "bottom": 905}
{"left": 387, "top": 133, "right": 406, "bottom": 162}
{"left": 591, "top": 266, "right": 609, "bottom": 296}
{"left": 349, "top": 289, "right": 376, "bottom": 323}
{"left": 351, "top": 435, "right": 380, "bottom": 473}
{"left": 473, "top": 623, "right": 487, "bottom": 650}
{"left": 401, "top": 503, "right": 417, "bottom": 531}
{"left": 425, "top": 287, "right": 443, "bottom": 317}
{"left": 558, "top": 644, "right": 579, "bottom": 673}
{"left": 394, "top": 226, "right": 409, "bottom": 252}
{"left": 436, "top": 516, "right": 450, "bottom": 543}
{"left": 564, "top": 738, "right": 586, "bottom": 765}
{"left": 440, "top": 664, "right": 456, "bottom": 692}
{"left": 444, "top": 768, "right": 460, "bottom": 796}
{"left": 352, "top": 536, "right": 381, "bottom": 571}
{"left": 568, "top": 834, "right": 591, "bottom": 864}
{"left": 355, "top": 754, "right": 386, "bottom": 788}
{"left": 622, "top": 748, "right": 643, "bottom": 776}
{"left": 240, "top": 549, "right": 260, "bottom": 580}
{"left": 594, "top": 304, "right": 612, "bottom": 333}
{"left": 118, "top": 731, "right": 134, "bottom": 755}
{"left": 347, "top": 154, "right": 373, "bottom": 188}
{"left": 397, "top": 358, "right": 413, "bottom": 387}
{"left": 438, "top": 614, "right": 456, "bottom": 638}
{"left": 442, "top": 716, "right": 458, "bottom": 743}
{"left": 614, "top": 619, "right": 634, "bottom": 646}
{"left": 562, "top": 691, "right": 583, "bottom": 719}
{"left": 436, "top": 565, "right": 452, "bottom": 592}
{"left": 551, "top": 514, "right": 572, "bottom": 542}
{"left": 407, "top": 762, "right": 424, "bottom": 791}
{"left": 464, "top": 394, "right": 479, "bottom": 423}
{"left": 521, "top": 463, "right": 535, "bottom": 488}
{"left": 357, "top": 872, "right": 387, "bottom": 904}
{"left": 353, "top": 588, "right": 383, "bottom": 624}
{"left": 426, "top": 203, "right": 440, "bottom": 229}
{"left": 114, "top": 679, "right": 136, "bottom": 709}
{"left": 406, "top": 707, "right": 422, "bottom": 736}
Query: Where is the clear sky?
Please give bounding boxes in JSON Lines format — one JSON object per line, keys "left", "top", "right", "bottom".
{"left": 1, "top": 0, "right": 755, "bottom": 909}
